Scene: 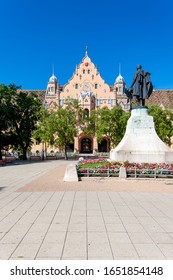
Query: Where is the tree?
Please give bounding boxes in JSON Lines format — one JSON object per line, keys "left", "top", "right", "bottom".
{"left": 82, "top": 109, "right": 97, "bottom": 137}
{"left": 33, "top": 107, "right": 55, "bottom": 158}
{"left": 35, "top": 100, "right": 82, "bottom": 160}
{"left": 96, "top": 106, "right": 130, "bottom": 151}
{"left": 0, "top": 85, "right": 12, "bottom": 159}
{"left": 0, "top": 84, "right": 42, "bottom": 160}
{"left": 51, "top": 103, "right": 78, "bottom": 160}
{"left": 148, "top": 104, "right": 173, "bottom": 146}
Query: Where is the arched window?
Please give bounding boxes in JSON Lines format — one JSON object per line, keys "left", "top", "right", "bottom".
{"left": 84, "top": 108, "right": 89, "bottom": 118}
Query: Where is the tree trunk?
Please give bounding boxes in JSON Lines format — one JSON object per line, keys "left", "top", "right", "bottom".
{"left": 41, "top": 142, "right": 44, "bottom": 160}
{"left": 64, "top": 146, "right": 68, "bottom": 160}
{"left": 22, "top": 147, "right": 28, "bottom": 160}
{"left": 107, "top": 138, "right": 110, "bottom": 153}
{"left": 0, "top": 149, "right": 2, "bottom": 160}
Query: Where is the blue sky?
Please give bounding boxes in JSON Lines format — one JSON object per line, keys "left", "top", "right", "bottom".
{"left": 0, "top": 0, "right": 173, "bottom": 90}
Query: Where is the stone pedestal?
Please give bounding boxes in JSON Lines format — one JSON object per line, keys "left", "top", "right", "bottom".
{"left": 64, "top": 164, "right": 78, "bottom": 182}
{"left": 110, "top": 107, "right": 173, "bottom": 163}
{"left": 119, "top": 167, "right": 127, "bottom": 178}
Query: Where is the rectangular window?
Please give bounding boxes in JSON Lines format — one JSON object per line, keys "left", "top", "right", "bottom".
{"left": 108, "top": 99, "right": 113, "bottom": 106}
{"left": 60, "top": 99, "right": 65, "bottom": 106}
{"left": 98, "top": 99, "right": 103, "bottom": 105}
{"left": 75, "top": 84, "right": 78, "bottom": 89}
{"left": 95, "top": 84, "right": 98, "bottom": 89}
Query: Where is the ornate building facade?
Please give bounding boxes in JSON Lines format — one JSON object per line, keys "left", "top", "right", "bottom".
{"left": 31, "top": 50, "right": 173, "bottom": 154}
{"left": 41, "top": 50, "right": 128, "bottom": 153}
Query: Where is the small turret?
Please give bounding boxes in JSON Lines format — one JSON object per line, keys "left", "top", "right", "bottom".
{"left": 47, "top": 72, "right": 59, "bottom": 95}
{"left": 114, "top": 65, "right": 125, "bottom": 95}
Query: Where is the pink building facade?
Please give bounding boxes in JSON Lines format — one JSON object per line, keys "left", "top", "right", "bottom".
{"left": 43, "top": 50, "right": 129, "bottom": 153}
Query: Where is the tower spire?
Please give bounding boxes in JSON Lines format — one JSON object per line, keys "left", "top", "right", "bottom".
{"left": 119, "top": 63, "right": 121, "bottom": 75}
{"left": 85, "top": 45, "right": 88, "bottom": 56}
{"left": 52, "top": 64, "right": 54, "bottom": 76}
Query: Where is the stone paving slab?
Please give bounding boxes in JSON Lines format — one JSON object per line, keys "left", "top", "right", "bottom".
{"left": 1, "top": 160, "right": 173, "bottom": 260}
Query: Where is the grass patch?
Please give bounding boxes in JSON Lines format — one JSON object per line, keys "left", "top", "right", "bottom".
{"left": 79, "top": 161, "right": 109, "bottom": 168}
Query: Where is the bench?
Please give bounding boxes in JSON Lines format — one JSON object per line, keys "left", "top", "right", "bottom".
{"left": 5, "top": 157, "right": 16, "bottom": 163}
{"left": 46, "top": 156, "right": 57, "bottom": 160}
{"left": 29, "top": 156, "right": 41, "bottom": 160}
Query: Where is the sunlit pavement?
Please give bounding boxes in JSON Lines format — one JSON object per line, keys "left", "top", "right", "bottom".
{"left": 1, "top": 160, "right": 173, "bottom": 259}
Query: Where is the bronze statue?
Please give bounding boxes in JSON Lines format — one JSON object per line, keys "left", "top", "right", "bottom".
{"left": 127, "top": 65, "right": 153, "bottom": 106}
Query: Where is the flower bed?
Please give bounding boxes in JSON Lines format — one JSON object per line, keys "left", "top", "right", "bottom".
{"left": 124, "top": 162, "right": 173, "bottom": 178}
{"left": 77, "top": 158, "right": 121, "bottom": 177}
{"left": 78, "top": 167, "right": 119, "bottom": 177}
{"left": 77, "top": 159, "right": 173, "bottom": 178}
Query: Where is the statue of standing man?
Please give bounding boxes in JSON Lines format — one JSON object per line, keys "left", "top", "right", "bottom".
{"left": 127, "top": 65, "right": 153, "bottom": 107}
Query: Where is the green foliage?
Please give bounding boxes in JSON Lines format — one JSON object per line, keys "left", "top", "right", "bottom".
{"left": 82, "top": 109, "right": 97, "bottom": 136}
{"left": 52, "top": 106, "right": 77, "bottom": 159}
{"left": 34, "top": 100, "right": 81, "bottom": 159}
{"left": 0, "top": 84, "right": 42, "bottom": 160}
{"left": 78, "top": 161, "right": 109, "bottom": 168}
{"left": 0, "top": 84, "right": 12, "bottom": 159}
{"left": 148, "top": 104, "right": 173, "bottom": 146}
{"left": 34, "top": 108, "right": 54, "bottom": 145}
{"left": 53, "top": 109, "right": 76, "bottom": 144}
{"left": 96, "top": 106, "right": 130, "bottom": 150}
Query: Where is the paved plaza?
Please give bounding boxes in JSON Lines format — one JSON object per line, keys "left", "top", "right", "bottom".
{"left": 1, "top": 160, "right": 173, "bottom": 259}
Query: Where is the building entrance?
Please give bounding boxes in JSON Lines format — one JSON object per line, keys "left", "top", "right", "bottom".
{"left": 80, "top": 138, "right": 92, "bottom": 153}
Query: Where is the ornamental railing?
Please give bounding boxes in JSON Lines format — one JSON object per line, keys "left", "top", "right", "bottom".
{"left": 127, "top": 168, "right": 173, "bottom": 178}
{"left": 77, "top": 167, "right": 173, "bottom": 179}
{"left": 77, "top": 167, "right": 119, "bottom": 177}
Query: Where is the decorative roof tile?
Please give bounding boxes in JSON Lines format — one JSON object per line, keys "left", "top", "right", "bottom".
{"left": 146, "top": 90, "right": 173, "bottom": 109}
